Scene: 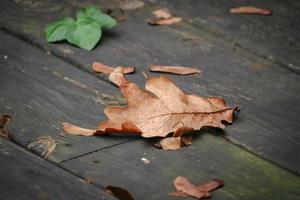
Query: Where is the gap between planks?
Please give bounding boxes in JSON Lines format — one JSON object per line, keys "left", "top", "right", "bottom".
{"left": 59, "top": 138, "right": 136, "bottom": 164}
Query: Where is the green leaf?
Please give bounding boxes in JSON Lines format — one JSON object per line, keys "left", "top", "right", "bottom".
{"left": 77, "top": 6, "right": 117, "bottom": 30}
{"left": 66, "top": 17, "right": 102, "bottom": 50}
{"left": 45, "top": 17, "right": 76, "bottom": 42}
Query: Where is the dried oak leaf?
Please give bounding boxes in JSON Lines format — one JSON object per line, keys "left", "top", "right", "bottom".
{"left": 63, "top": 67, "right": 236, "bottom": 139}
{"left": 169, "top": 176, "right": 223, "bottom": 199}
{"left": 0, "top": 115, "right": 11, "bottom": 139}
{"left": 92, "top": 62, "right": 135, "bottom": 74}
{"left": 149, "top": 65, "right": 201, "bottom": 75}
{"left": 230, "top": 6, "right": 272, "bottom": 15}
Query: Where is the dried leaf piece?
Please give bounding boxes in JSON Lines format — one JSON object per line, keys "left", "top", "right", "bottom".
{"left": 155, "top": 136, "right": 193, "bottom": 150}
{"left": 170, "top": 176, "right": 223, "bottom": 199}
{"left": 149, "top": 65, "right": 201, "bottom": 75}
{"left": 230, "top": 6, "right": 272, "bottom": 15}
{"left": 105, "top": 185, "right": 134, "bottom": 200}
{"left": 148, "top": 17, "right": 182, "bottom": 26}
{"left": 63, "top": 123, "right": 97, "bottom": 136}
{"left": 159, "top": 137, "right": 182, "bottom": 150}
{"left": 109, "top": 67, "right": 129, "bottom": 87}
{"left": 92, "top": 62, "right": 135, "bottom": 74}
{"left": 64, "top": 67, "right": 236, "bottom": 139}
{"left": 27, "top": 136, "right": 57, "bottom": 158}
{"left": 0, "top": 115, "right": 11, "bottom": 139}
{"left": 153, "top": 9, "right": 172, "bottom": 19}
{"left": 148, "top": 8, "right": 182, "bottom": 26}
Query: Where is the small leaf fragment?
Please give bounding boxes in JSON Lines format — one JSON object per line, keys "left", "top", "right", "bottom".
{"left": 62, "top": 123, "right": 98, "bottom": 136}
{"left": 155, "top": 136, "right": 193, "bottom": 150}
{"left": 170, "top": 176, "right": 223, "bottom": 199}
{"left": 148, "top": 17, "right": 182, "bottom": 26}
{"left": 0, "top": 115, "right": 11, "bottom": 139}
{"left": 148, "top": 8, "right": 182, "bottom": 26}
{"left": 92, "top": 62, "right": 135, "bottom": 74}
{"left": 109, "top": 67, "right": 129, "bottom": 87}
{"left": 230, "top": 6, "right": 272, "bottom": 15}
{"left": 158, "top": 137, "right": 182, "bottom": 150}
{"left": 149, "top": 65, "right": 201, "bottom": 75}
{"left": 153, "top": 9, "right": 172, "bottom": 19}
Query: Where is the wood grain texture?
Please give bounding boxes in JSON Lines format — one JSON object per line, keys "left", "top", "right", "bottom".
{"left": 0, "top": 138, "right": 115, "bottom": 200}
{"left": 62, "top": 133, "right": 300, "bottom": 200}
{"left": 145, "top": 0, "right": 300, "bottom": 72}
{"left": 0, "top": 0, "right": 299, "bottom": 174}
{"left": 0, "top": 31, "right": 130, "bottom": 163}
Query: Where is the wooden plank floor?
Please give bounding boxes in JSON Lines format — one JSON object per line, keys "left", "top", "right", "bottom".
{"left": 0, "top": 0, "right": 299, "bottom": 199}
{"left": 1, "top": 0, "right": 299, "bottom": 173}
{"left": 0, "top": 138, "right": 115, "bottom": 200}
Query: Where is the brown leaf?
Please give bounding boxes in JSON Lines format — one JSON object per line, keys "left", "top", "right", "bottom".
{"left": 148, "top": 17, "right": 182, "bottom": 26}
{"left": 62, "top": 123, "right": 97, "bottom": 136}
{"left": 159, "top": 137, "right": 182, "bottom": 150}
{"left": 0, "top": 115, "right": 11, "bottom": 139}
{"left": 109, "top": 67, "right": 130, "bottom": 87}
{"left": 149, "top": 65, "right": 201, "bottom": 75}
{"left": 92, "top": 62, "right": 135, "bottom": 74}
{"left": 230, "top": 6, "right": 272, "bottom": 15}
{"left": 169, "top": 176, "right": 223, "bottom": 199}
{"left": 155, "top": 136, "right": 192, "bottom": 150}
{"left": 64, "top": 67, "right": 236, "bottom": 139}
{"left": 153, "top": 9, "right": 172, "bottom": 19}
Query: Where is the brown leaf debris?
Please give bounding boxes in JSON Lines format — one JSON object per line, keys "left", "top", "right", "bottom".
{"left": 92, "top": 62, "right": 135, "bottom": 74}
{"left": 63, "top": 67, "right": 236, "bottom": 141}
{"left": 153, "top": 9, "right": 172, "bottom": 19}
{"left": 230, "top": 6, "right": 272, "bottom": 15}
{"left": 169, "top": 176, "right": 223, "bottom": 199}
{"left": 148, "top": 8, "right": 182, "bottom": 26}
{"left": 0, "top": 115, "right": 11, "bottom": 139}
{"left": 149, "top": 65, "right": 201, "bottom": 75}
{"left": 154, "top": 136, "right": 192, "bottom": 150}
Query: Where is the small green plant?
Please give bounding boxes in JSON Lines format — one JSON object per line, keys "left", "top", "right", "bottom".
{"left": 45, "top": 7, "right": 117, "bottom": 50}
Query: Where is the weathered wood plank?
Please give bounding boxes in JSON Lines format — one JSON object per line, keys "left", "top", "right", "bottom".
{"left": 0, "top": 0, "right": 299, "bottom": 174}
{"left": 0, "top": 30, "right": 129, "bottom": 163}
{"left": 62, "top": 133, "right": 300, "bottom": 200}
{"left": 0, "top": 138, "right": 115, "bottom": 200}
{"left": 145, "top": 0, "right": 300, "bottom": 72}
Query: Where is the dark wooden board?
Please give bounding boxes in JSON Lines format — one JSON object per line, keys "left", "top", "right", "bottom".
{"left": 0, "top": 138, "right": 115, "bottom": 200}
{"left": 145, "top": 0, "right": 300, "bottom": 72}
{"left": 0, "top": 30, "right": 130, "bottom": 163}
{"left": 62, "top": 133, "right": 300, "bottom": 200}
{"left": 0, "top": 0, "right": 299, "bottom": 174}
